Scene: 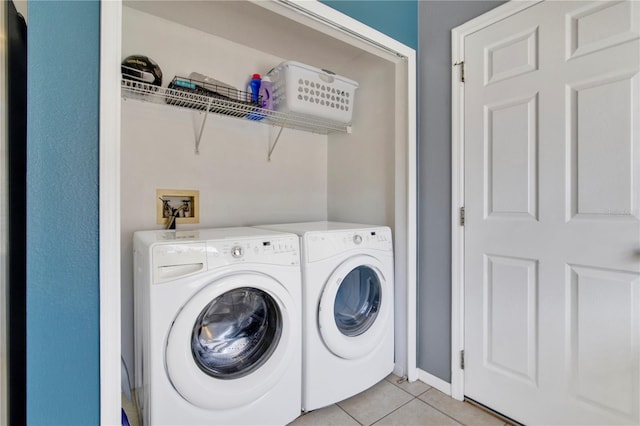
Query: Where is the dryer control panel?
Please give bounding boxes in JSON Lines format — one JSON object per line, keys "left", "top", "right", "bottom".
{"left": 305, "top": 227, "right": 392, "bottom": 263}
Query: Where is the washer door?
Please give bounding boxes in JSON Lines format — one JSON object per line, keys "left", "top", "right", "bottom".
{"left": 318, "top": 255, "right": 392, "bottom": 360}
{"left": 165, "top": 273, "right": 294, "bottom": 410}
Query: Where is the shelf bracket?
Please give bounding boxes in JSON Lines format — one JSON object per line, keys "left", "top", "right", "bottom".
{"left": 195, "top": 99, "right": 213, "bottom": 154}
{"left": 267, "top": 117, "right": 289, "bottom": 162}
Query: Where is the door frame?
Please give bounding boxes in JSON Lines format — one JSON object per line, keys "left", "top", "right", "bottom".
{"left": 99, "top": 1, "right": 416, "bottom": 424}
{"left": 99, "top": 1, "right": 123, "bottom": 425}
{"left": 450, "top": 0, "right": 543, "bottom": 402}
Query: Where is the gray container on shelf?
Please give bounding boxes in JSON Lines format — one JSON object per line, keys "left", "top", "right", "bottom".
{"left": 188, "top": 72, "right": 242, "bottom": 100}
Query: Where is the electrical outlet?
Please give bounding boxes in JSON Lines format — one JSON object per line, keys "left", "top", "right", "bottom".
{"left": 157, "top": 189, "right": 199, "bottom": 225}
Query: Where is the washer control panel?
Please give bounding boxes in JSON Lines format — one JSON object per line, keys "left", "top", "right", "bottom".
{"left": 150, "top": 235, "right": 299, "bottom": 283}
{"left": 207, "top": 236, "right": 300, "bottom": 268}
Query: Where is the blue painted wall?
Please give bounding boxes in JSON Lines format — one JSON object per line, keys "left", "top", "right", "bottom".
{"left": 27, "top": 1, "right": 101, "bottom": 424}
{"left": 25, "top": 1, "right": 414, "bottom": 423}
{"left": 320, "top": 1, "right": 417, "bottom": 49}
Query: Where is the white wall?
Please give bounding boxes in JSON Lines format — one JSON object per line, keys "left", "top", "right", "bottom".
{"left": 328, "top": 55, "right": 396, "bottom": 227}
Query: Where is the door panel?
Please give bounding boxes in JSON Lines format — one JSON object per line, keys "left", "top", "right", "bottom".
{"left": 569, "top": 72, "right": 639, "bottom": 220}
{"left": 485, "top": 26, "right": 538, "bottom": 85}
{"left": 464, "top": 1, "right": 640, "bottom": 424}
{"left": 485, "top": 94, "right": 538, "bottom": 219}
{"left": 568, "top": 265, "right": 640, "bottom": 420}
{"left": 484, "top": 255, "right": 538, "bottom": 385}
{"left": 567, "top": 1, "right": 639, "bottom": 60}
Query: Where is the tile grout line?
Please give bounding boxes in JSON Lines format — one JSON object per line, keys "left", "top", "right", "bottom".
{"left": 335, "top": 402, "right": 366, "bottom": 425}
{"left": 417, "top": 390, "right": 471, "bottom": 426}
{"left": 369, "top": 395, "right": 420, "bottom": 426}
{"left": 327, "top": 377, "right": 505, "bottom": 426}
{"left": 385, "top": 377, "right": 432, "bottom": 399}
{"left": 386, "top": 377, "right": 485, "bottom": 426}
{"left": 371, "top": 378, "right": 431, "bottom": 425}
{"left": 419, "top": 388, "right": 514, "bottom": 426}
{"left": 375, "top": 377, "right": 453, "bottom": 425}
{"left": 340, "top": 380, "right": 419, "bottom": 426}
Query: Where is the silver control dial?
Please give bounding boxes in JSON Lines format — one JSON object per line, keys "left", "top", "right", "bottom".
{"left": 231, "top": 246, "right": 244, "bottom": 258}
{"left": 353, "top": 234, "right": 363, "bottom": 244}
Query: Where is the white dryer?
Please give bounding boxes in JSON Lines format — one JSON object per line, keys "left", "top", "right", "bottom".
{"left": 254, "top": 221, "right": 394, "bottom": 411}
{"left": 133, "top": 227, "right": 301, "bottom": 425}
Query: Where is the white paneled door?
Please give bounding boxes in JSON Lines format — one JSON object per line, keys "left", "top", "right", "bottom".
{"left": 463, "top": 1, "right": 640, "bottom": 424}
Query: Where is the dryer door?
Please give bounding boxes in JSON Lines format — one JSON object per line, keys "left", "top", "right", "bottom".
{"left": 165, "top": 272, "right": 295, "bottom": 410}
{"left": 318, "top": 255, "right": 392, "bottom": 360}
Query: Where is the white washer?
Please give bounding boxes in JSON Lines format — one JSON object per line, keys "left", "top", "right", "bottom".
{"left": 133, "top": 227, "right": 301, "bottom": 425}
{"left": 254, "top": 221, "right": 394, "bottom": 411}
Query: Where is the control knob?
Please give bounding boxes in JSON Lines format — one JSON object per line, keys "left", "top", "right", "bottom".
{"left": 231, "top": 246, "right": 244, "bottom": 258}
{"left": 353, "top": 234, "right": 363, "bottom": 244}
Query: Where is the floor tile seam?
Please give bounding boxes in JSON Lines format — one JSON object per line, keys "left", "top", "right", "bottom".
{"left": 368, "top": 395, "right": 418, "bottom": 426}
{"left": 335, "top": 401, "right": 366, "bottom": 425}
{"left": 423, "top": 393, "right": 513, "bottom": 426}
{"left": 415, "top": 387, "right": 431, "bottom": 399}
{"left": 416, "top": 397, "right": 470, "bottom": 426}
{"left": 385, "top": 377, "right": 424, "bottom": 399}
{"left": 384, "top": 376, "right": 406, "bottom": 393}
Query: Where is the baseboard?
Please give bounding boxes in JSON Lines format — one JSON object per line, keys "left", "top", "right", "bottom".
{"left": 392, "top": 364, "right": 404, "bottom": 378}
{"left": 416, "top": 368, "right": 451, "bottom": 395}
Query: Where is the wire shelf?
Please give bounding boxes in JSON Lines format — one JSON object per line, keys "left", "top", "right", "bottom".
{"left": 121, "top": 78, "right": 351, "bottom": 135}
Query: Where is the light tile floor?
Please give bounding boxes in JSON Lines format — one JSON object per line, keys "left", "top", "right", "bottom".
{"left": 289, "top": 374, "right": 510, "bottom": 426}
{"left": 124, "top": 374, "right": 510, "bottom": 426}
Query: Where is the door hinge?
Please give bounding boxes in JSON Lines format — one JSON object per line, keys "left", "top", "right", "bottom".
{"left": 459, "top": 206, "right": 465, "bottom": 226}
{"left": 454, "top": 61, "right": 465, "bottom": 83}
{"left": 460, "top": 350, "right": 465, "bottom": 370}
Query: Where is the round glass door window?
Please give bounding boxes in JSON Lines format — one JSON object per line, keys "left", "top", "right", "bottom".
{"left": 191, "top": 287, "right": 282, "bottom": 380}
{"left": 334, "top": 266, "right": 381, "bottom": 337}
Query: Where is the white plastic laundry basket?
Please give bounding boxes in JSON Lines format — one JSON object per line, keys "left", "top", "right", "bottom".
{"left": 267, "top": 61, "right": 358, "bottom": 125}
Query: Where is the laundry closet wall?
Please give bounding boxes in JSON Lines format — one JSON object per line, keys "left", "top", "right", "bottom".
{"left": 25, "top": 1, "right": 416, "bottom": 425}
{"left": 119, "top": 4, "right": 324, "bottom": 374}
{"left": 417, "top": 0, "right": 506, "bottom": 384}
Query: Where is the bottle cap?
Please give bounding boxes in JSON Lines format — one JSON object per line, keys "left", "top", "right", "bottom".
{"left": 252, "top": 73, "right": 261, "bottom": 79}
